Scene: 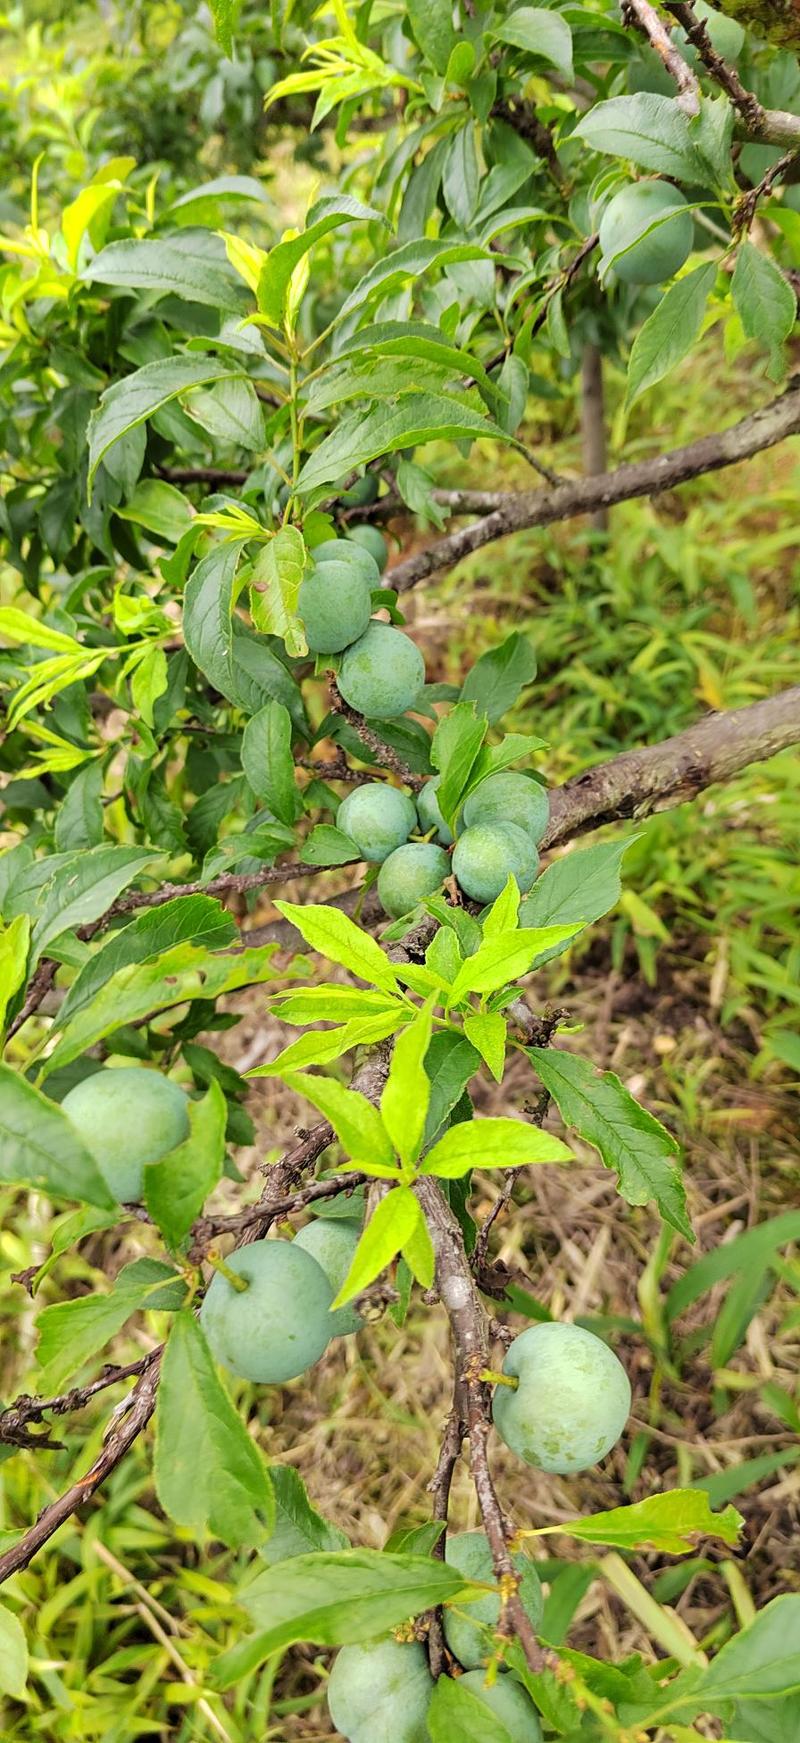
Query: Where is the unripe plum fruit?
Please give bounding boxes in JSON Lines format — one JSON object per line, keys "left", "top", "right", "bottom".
{"left": 463, "top": 771, "right": 549, "bottom": 845}
{"left": 347, "top": 523, "right": 389, "bottom": 572}
{"left": 416, "top": 774, "right": 454, "bottom": 846}
{"left": 310, "top": 538, "right": 381, "bottom": 590}
{"left": 298, "top": 558, "right": 373, "bottom": 655}
{"left": 493, "top": 1323, "right": 631, "bottom": 1474}
{"left": 599, "top": 182, "right": 693, "bottom": 285}
{"left": 337, "top": 782, "right": 417, "bottom": 863}
{"left": 377, "top": 841, "right": 450, "bottom": 918}
{"left": 327, "top": 1638, "right": 433, "bottom": 1743}
{"left": 340, "top": 472, "right": 379, "bottom": 506}
{"left": 200, "top": 1238, "right": 333, "bottom": 1383}
{"left": 443, "top": 1532, "right": 542, "bottom": 1670}
{"left": 61, "top": 1067, "right": 189, "bottom": 1203}
{"left": 452, "top": 822, "right": 538, "bottom": 904}
{"left": 459, "top": 1670, "right": 543, "bottom": 1741}
{"left": 293, "top": 1215, "right": 364, "bottom": 1336}
{"left": 338, "top": 622, "right": 425, "bottom": 719}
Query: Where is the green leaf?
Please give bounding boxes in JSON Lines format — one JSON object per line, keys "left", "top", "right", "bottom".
{"left": 732, "top": 242, "right": 796, "bottom": 356}
{"left": 44, "top": 944, "right": 281, "bottom": 1074}
{"left": 0, "top": 915, "right": 30, "bottom": 1033}
{"left": 185, "top": 377, "right": 265, "bottom": 450}
{"left": 421, "top": 1115, "right": 571, "bottom": 1178}
{"left": 428, "top": 1675, "right": 515, "bottom": 1743}
{"left": 401, "top": 1204, "right": 436, "bottom": 1288}
{"left": 182, "top": 541, "right": 239, "bottom": 699}
{"left": 332, "top": 1187, "right": 421, "bottom": 1304}
{"left": 431, "top": 702, "right": 487, "bottom": 828}
{"left": 424, "top": 1030, "right": 481, "bottom": 1141}
{"left": 407, "top": 0, "right": 456, "bottom": 71}
{"left": 154, "top": 1312, "right": 274, "bottom": 1549}
{"left": 463, "top": 1011, "right": 507, "bottom": 1083}
{"left": 627, "top": 265, "right": 717, "bottom": 407}
{"left": 144, "top": 1081, "right": 227, "bottom": 1249}
{"left": 380, "top": 1000, "right": 434, "bottom": 1168}
{"left": 527, "top": 1048, "right": 691, "bottom": 1238}
{"left": 88, "top": 358, "right": 237, "bottom": 486}
{"left": 465, "top": 733, "right": 548, "bottom": 793}
{"left": 241, "top": 699, "right": 301, "bottom": 824}
{"left": 37, "top": 1258, "right": 183, "bottom": 1391}
{"left": 249, "top": 525, "right": 308, "bottom": 659}
{"left": 258, "top": 196, "right": 387, "bottom": 329}
{"left": 208, "top": 0, "right": 240, "bottom": 55}
{"left": 449, "top": 924, "right": 581, "bottom": 1001}
{"left": 272, "top": 986, "right": 399, "bottom": 1024}
{"left": 0, "top": 607, "right": 82, "bottom": 654}
{"left": 118, "top": 478, "right": 193, "bottom": 543}
{"left": 54, "top": 761, "right": 104, "bottom": 852}
{"left": 57, "top": 896, "right": 237, "bottom": 1030}
{"left": 337, "top": 240, "right": 499, "bottom": 326}
{"left": 624, "top": 1597, "right": 800, "bottom": 1729}
{"left": 491, "top": 7, "right": 573, "bottom": 77}
{"left": 282, "top": 1070, "right": 395, "bottom": 1170}
{"left": 0, "top": 1605, "right": 28, "bottom": 1700}
{"left": 274, "top": 901, "right": 400, "bottom": 993}
{"left": 130, "top": 644, "right": 169, "bottom": 727}
{"left": 0, "top": 1064, "right": 113, "bottom": 1208}
{"left": 460, "top": 632, "right": 537, "bottom": 726}
{"left": 483, "top": 878, "right": 521, "bottom": 938}
{"left": 519, "top": 838, "right": 633, "bottom": 957}
{"left": 250, "top": 1010, "right": 405, "bottom": 1075}
{"left": 261, "top": 1465, "right": 350, "bottom": 1563}
{"left": 443, "top": 125, "right": 481, "bottom": 228}
{"left": 296, "top": 393, "right": 513, "bottom": 500}
{"left": 527, "top": 1490, "right": 742, "bottom": 1554}
{"left": 86, "top": 237, "right": 245, "bottom": 311}
{"left": 575, "top": 95, "right": 707, "bottom": 180}
{"left": 29, "top": 846, "right": 157, "bottom": 966}
{"left": 300, "top": 825, "right": 361, "bottom": 866}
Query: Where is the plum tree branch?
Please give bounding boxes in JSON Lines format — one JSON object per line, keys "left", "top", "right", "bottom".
{"left": 329, "top": 678, "right": 426, "bottom": 790}
{"left": 664, "top": 0, "right": 800, "bottom": 142}
{"left": 387, "top": 381, "right": 800, "bottom": 591}
{"left": 622, "top": 0, "right": 701, "bottom": 113}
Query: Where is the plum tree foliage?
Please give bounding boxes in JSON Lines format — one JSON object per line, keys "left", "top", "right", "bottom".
{"left": 0, "top": 0, "right": 797, "bottom": 1731}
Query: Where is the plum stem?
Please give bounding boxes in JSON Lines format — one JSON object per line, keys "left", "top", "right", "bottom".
{"left": 207, "top": 1253, "right": 250, "bottom": 1294}
{"left": 480, "top": 1368, "right": 519, "bottom": 1390}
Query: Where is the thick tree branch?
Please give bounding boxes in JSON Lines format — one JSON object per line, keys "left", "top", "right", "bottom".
{"left": 387, "top": 382, "right": 800, "bottom": 592}
{"left": 623, "top": 0, "right": 701, "bottom": 113}
{"left": 664, "top": 0, "right": 800, "bottom": 140}
{"left": 543, "top": 684, "right": 800, "bottom": 846}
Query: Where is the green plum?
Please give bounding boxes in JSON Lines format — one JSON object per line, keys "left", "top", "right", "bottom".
{"left": 298, "top": 558, "right": 372, "bottom": 654}
{"left": 443, "top": 1532, "right": 543, "bottom": 1670}
{"left": 493, "top": 1323, "right": 631, "bottom": 1474}
{"left": 338, "top": 622, "right": 425, "bottom": 719}
{"left": 452, "top": 822, "right": 538, "bottom": 904}
{"left": 293, "top": 1216, "right": 363, "bottom": 1336}
{"left": 340, "top": 472, "right": 379, "bottom": 506}
{"left": 416, "top": 774, "right": 454, "bottom": 846}
{"left": 337, "top": 781, "right": 417, "bottom": 863}
{"left": 462, "top": 772, "right": 549, "bottom": 845}
{"left": 61, "top": 1067, "right": 189, "bottom": 1203}
{"left": 377, "top": 841, "right": 450, "bottom": 918}
{"left": 346, "top": 523, "right": 389, "bottom": 572}
{"left": 599, "top": 182, "right": 693, "bottom": 285}
{"left": 309, "top": 538, "right": 380, "bottom": 590}
{"left": 327, "top": 1638, "right": 433, "bottom": 1743}
{"left": 200, "top": 1239, "right": 333, "bottom": 1383}
{"left": 459, "top": 1670, "right": 543, "bottom": 1740}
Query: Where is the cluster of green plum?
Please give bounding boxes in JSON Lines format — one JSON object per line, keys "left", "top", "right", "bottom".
{"left": 338, "top": 769, "right": 549, "bottom": 919}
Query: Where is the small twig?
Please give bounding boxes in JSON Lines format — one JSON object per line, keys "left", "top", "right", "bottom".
{"left": 6, "top": 958, "right": 58, "bottom": 1040}
{"left": 425, "top": 1404, "right": 464, "bottom": 1676}
{"left": 622, "top": 0, "right": 700, "bottom": 114}
{"left": 191, "top": 1167, "right": 366, "bottom": 1250}
{"left": 329, "top": 678, "right": 426, "bottom": 790}
{"left": 491, "top": 98, "right": 565, "bottom": 183}
{"left": 734, "top": 146, "right": 800, "bottom": 234}
{"left": 663, "top": 0, "right": 765, "bottom": 133}
{"left": 155, "top": 465, "right": 249, "bottom": 487}
{"left": 0, "top": 1355, "right": 156, "bottom": 1448}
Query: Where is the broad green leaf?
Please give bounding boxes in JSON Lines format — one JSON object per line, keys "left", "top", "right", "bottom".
{"left": 443, "top": 125, "right": 481, "bottom": 228}
{"left": 337, "top": 240, "right": 498, "bottom": 325}
{"left": 241, "top": 699, "right": 301, "bottom": 824}
{"left": 627, "top": 265, "right": 717, "bottom": 407}
{"left": 526, "top": 1490, "right": 742, "bottom": 1554}
{"left": 332, "top": 1186, "right": 421, "bottom": 1304}
{"left": 483, "top": 877, "right": 521, "bottom": 938}
{"left": 0, "top": 915, "right": 30, "bottom": 1032}
{"left": 335, "top": 321, "right": 500, "bottom": 398}
{"left": 182, "top": 541, "right": 239, "bottom": 699}
{"left": 492, "top": 7, "right": 573, "bottom": 77}
{"left": 218, "top": 1548, "right": 477, "bottom": 1683}
{"left": 185, "top": 377, "right": 264, "bottom": 450}
{"left": 300, "top": 824, "right": 361, "bottom": 866}
{"left": 463, "top": 1011, "right": 507, "bottom": 1083}
{"left": 261, "top": 1464, "right": 350, "bottom": 1563}
{"left": 44, "top": 944, "right": 281, "bottom": 1074}
{"left": 282, "top": 1069, "right": 395, "bottom": 1169}
{"left": 130, "top": 644, "right": 169, "bottom": 727}
{"left": 449, "top": 924, "right": 581, "bottom": 1000}
{"left": 274, "top": 901, "right": 399, "bottom": 993}
{"left": 465, "top": 733, "right": 548, "bottom": 795}
{"left": 249, "top": 524, "right": 308, "bottom": 659}
{"left": 250, "top": 1010, "right": 405, "bottom": 1075}
{"left": 623, "top": 1597, "right": 800, "bottom": 1728}
{"left": 428, "top": 1675, "right": 516, "bottom": 1743}
{"left": 519, "top": 838, "right": 633, "bottom": 957}
{"left": 272, "top": 986, "right": 399, "bottom": 1024}
{"left": 575, "top": 96, "right": 707, "bottom": 180}
{"left": 258, "top": 196, "right": 387, "bottom": 328}
{"left": 0, "top": 608, "right": 81, "bottom": 653}
{"left": 460, "top": 632, "right": 537, "bottom": 725}
{"left": 431, "top": 702, "right": 486, "bottom": 828}
{"left": 424, "top": 1030, "right": 481, "bottom": 1141}
{"left": 0, "top": 1064, "right": 113, "bottom": 1208}
{"left": 296, "top": 393, "right": 512, "bottom": 499}
{"left": 29, "top": 846, "right": 157, "bottom": 966}
{"left": 154, "top": 1312, "right": 273, "bottom": 1548}
{"left": 88, "top": 358, "right": 237, "bottom": 485}
{"left": 407, "top": 0, "right": 456, "bottom": 71}
{"left": 144, "top": 1081, "right": 227, "bottom": 1249}
{"left": 421, "top": 1115, "right": 571, "bottom": 1178}
{"left": 380, "top": 999, "right": 434, "bottom": 1167}
{"left": 57, "top": 896, "right": 237, "bottom": 1029}
{"left": 86, "top": 237, "right": 246, "bottom": 312}
{"left": 36, "top": 1258, "right": 183, "bottom": 1391}
{"left": 527, "top": 1048, "right": 691, "bottom": 1238}
{"left": 732, "top": 241, "right": 796, "bottom": 355}
{"left": 401, "top": 1204, "right": 435, "bottom": 1288}
{"left": 208, "top": 0, "right": 240, "bottom": 55}
{"left": 0, "top": 1605, "right": 28, "bottom": 1699}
